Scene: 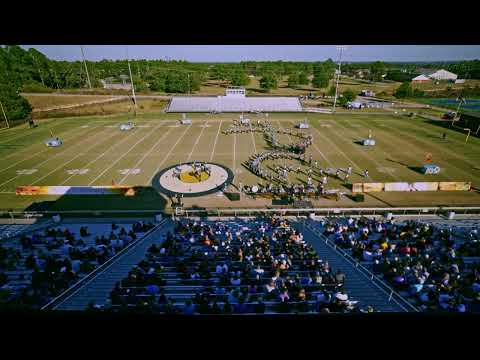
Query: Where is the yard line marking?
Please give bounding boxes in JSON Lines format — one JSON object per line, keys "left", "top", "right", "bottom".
{"left": 0, "top": 123, "right": 107, "bottom": 189}
{"left": 304, "top": 120, "right": 362, "bottom": 171}
{"left": 148, "top": 124, "right": 193, "bottom": 183}
{"left": 371, "top": 119, "right": 479, "bottom": 180}
{"left": 187, "top": 120, "right": 209, "bottom": 162}
{"left": 249, "top": 123, "right": 258, "bottom": 153}
{"left": 88, "top": 123, "right": 164, "bottom": 185}
{"left": 59, "top": 123, "right": 148, "bottom": 185}
{"left": 30, "top": 125, "right": 119, "bottom": 185}
{"left": 0, "top": 121, "right": 109, "bottom": 174}
{"left": 233, "top": 132, "right": 237, "bottom": 170}
{"left": 118, "top": 126, "right": 175, "bottom": 184}
{"left": 333, "top": 120, "right": 398, "bottom": 181}
{"left": 0, "top": 117, "right": 71, "bottom": 145}
{"left": 209, "top": 119, "right": 223, "bottom": 162}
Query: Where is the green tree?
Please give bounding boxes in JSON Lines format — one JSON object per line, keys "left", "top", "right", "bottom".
{"left": 297, "top": 72, "right": 309, "bottom": 85}
{"left": 327, "top": 86, "right": 336, "bottom": 97}
{"left": 370, "top": 61, "right": 387, "bottom": 82}
{"left": 287, "top": 73, "right": 299, "bottom": 88}
{"left": 312, "top": 66, "right": 330, "bottom": 89}
{"left": 338, "top": 88, "right": 356, "bottom": 106}
{"left": 259, "top": 72, "right": 278, "bottom": 91}
{"left": 0, "top": 85, "right": 32, "bottom": 121}
{"left": 394, "top": 82, "right": 414, "bottom": 98}
{"left": 230, "top": 68, "right": 250, "bottom": 86}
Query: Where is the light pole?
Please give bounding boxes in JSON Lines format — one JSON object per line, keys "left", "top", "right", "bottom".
{"left": 0, "top": 100, "right": 10, "bottom": 129}
{"left": 126, "top": 46, "right": 137, "bottom": 114}
{"left": 80, "top": 46, "right": 92, "bottom": 89}
{"left": 332, "top": 45, "right": 348, "bottom": 114}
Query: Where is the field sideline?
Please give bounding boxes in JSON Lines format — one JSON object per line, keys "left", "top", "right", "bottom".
{"left": 0, "top": 112, "right": 479, "bottom": 212}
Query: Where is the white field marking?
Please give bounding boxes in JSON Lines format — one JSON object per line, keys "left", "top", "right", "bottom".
{"left": 0, "top": 124, "right": 107, "bottom": 189}
{"left": 119, "top": 168, "right": 141, "bottom": 175}
{"left": 303, "top": 120, "right": 363, "bottom": 171}
{"left": 276, "top": 120, "right": 294, "bottom": 143}
{"left": 249, "top": 124, "right": 258, "bottom": 153}
{"left": 148, "top": 124, "right": 193, "bottom": 184}
{"left": 66, "top": 169, "right": 89, "bottom": 175}
{"left": 138, "top": 125, "right": 151, "bottom": 128}
{"left": 209, "top": 119, "right": 223, "bottom": 162}
{"left": 233, "top": 132, "right": 237, "bottom": 171}
{"left": 187, "top": 120, "right": 209, "bottom": 162}
{"left": 81, "top": 125, "right": 89, "bottom": 128}
{"left": 0, "top": 121, "right": 108, "bottom": 174}
{"left": 88, "top": 123, "right": 164, "bottom": 185}
{"left": 30, "top": 125, "right": 119, "bottom": 185}
{"left": 365, "top": 119, "right": 479, "bottom": 180}
{"left": 319, "top": 124, "right": 332, "bottom": 128}
{"left": 118, "top": 126, "right": 175, "bottom": 184}
{"left": 59, "top": 122, "right": 148, "bottom": 185}
{"left": 168, "top": 125, "right": 180, "bottom": 128}
{"left": 0, "top": 117, "right": 68, "bottom": 145}
{"left": 16, "top": 169, "right": 38, "bottom": 175}
{"left": 333, "top": 120, "right": 398, "bottom": 180}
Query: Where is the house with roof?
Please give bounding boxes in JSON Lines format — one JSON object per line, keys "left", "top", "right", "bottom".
{"left": 411, "top": 74, "right": 431, "bottom": 83}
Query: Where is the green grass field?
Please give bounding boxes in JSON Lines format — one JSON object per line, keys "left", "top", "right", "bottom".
{"left": 1, "top": 111, "right": 479, "bottom": 213}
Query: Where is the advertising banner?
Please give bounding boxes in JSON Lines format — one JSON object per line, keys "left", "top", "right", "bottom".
{"left": 384, "top": 182, "right": 410, "bottom": 192}
{"left": 362, "top": 183, "right": 384, "bottom": 192}
{"left": 411, "top": 182, "right": 439, "bottom": 191}
{"left": 439, "top": 182, "right": 471, "bottom": 191}
{"left": 352, "top": 183, "right": 363, "bottom": 193}
{"left": 16, "top": 186, "right": 136, "bottom": 196}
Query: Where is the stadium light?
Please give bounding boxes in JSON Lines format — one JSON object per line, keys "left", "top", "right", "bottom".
{"left": 126, "top": 46, "right": 138, "bottom": 113}
{"left": 332, "top": 45, "right": 348, "bottom": 114}
{"left": 80, "top": 46, "right": 92, "bottom": 89}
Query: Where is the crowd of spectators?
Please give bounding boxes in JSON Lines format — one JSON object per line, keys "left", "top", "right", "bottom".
{"left": 320, "top": 217, "right": 480, "bottom": 312}
{"left": 0, "top": 220, "right": 154, "bottom": 309}
{"left": 106, "top": 217, "right": 360, "bottom": 314}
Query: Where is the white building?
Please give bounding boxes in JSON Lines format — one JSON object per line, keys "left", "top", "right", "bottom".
{"left": 428, "top": 69, "right": 458, "bottom": 81}
{"left": 411, "top": 74, "right": 431, "bottom": 83}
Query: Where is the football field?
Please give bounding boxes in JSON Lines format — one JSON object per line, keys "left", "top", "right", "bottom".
{"left": 1, "top": 111, "right": 480, "bottom": 212}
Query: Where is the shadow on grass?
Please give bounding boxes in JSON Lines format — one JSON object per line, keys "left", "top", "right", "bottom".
{"left": 23, "top": 186, "right": 168, "bottom": 213}
{"left": 408, "top": 166, "right": 425, "bottom": 175}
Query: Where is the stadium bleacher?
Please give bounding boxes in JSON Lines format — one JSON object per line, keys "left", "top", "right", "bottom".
{"left": 101, "top": 218, "right": 361, "bottom": 314}
{"left": 308, "top": 217, "right": 480, "bottom": 312}
{"left": 167, "top": 96, "right": 303, "bottom": 113}
{"left": 0, "top": 220, "right": 154, "bottom": 309}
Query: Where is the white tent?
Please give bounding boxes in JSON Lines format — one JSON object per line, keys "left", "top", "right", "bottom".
{"left": 412, "top": 74, "right": 431, "bottom": 82}
{"left": 428, "top": 69, "right": 458, "bottom": 81}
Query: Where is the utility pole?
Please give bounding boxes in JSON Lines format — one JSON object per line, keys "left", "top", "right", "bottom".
{"left": 30, "top": 52, "right": 45, "bottom": 86}
{"left": 126, "top": 47, "right": 137, "bottom": 114}
{"left": 0, "top": 101, "right": 10, "bottom": 129}
{"left": 80, "top": 46, "right": 92, "bottom": 89}
{"left": 332, "top": 45, "right": 348, "bottom": 114}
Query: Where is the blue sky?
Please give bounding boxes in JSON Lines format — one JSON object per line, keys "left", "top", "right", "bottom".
{"left": 21, "top": 45, "right": 480, "bottom": 62}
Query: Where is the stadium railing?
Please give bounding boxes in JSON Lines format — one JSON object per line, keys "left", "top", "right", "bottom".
{"left": 3, "top": 206, "right": 480, "bottom": 222}
{"left": 40, "top": 218, "right": 169, "bottom": 310}
{"left": 301, "top": 219, "right": 419, "bottom": 313}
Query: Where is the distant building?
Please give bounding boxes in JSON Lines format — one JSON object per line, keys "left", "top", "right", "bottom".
{"left": 411, "top": 74, "right": 431, "bottom": 83}
{"left": 360, "top": 90, "right": 375, "bottom": 97}
{"left": 455, "top": 79, "right": 466, "bottom": 84}
{"left": 429, "top": 69, "right": 458, "bottom": 81}
{"left": 100, "top": 79, "right": 132, "bottom": 91}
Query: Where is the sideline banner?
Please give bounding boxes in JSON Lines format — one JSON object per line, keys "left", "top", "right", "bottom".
{"left": 353, "top": 182, "right": 469, "bottom": 193}
{"left": 16, "top": 186, "right": 136, "bottom": 196}
{"left": 362, "top": 183, "right": 384, "bottom": 192}
{"left": 384, "top": 182, "right": 410, "bottom": 192}
{"left": 439, "top": 182, "right": 471, "bottom": 191}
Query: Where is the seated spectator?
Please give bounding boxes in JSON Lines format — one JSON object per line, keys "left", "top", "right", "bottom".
{"left": 183, "top": 300, "right": 196, "bottom": 315}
